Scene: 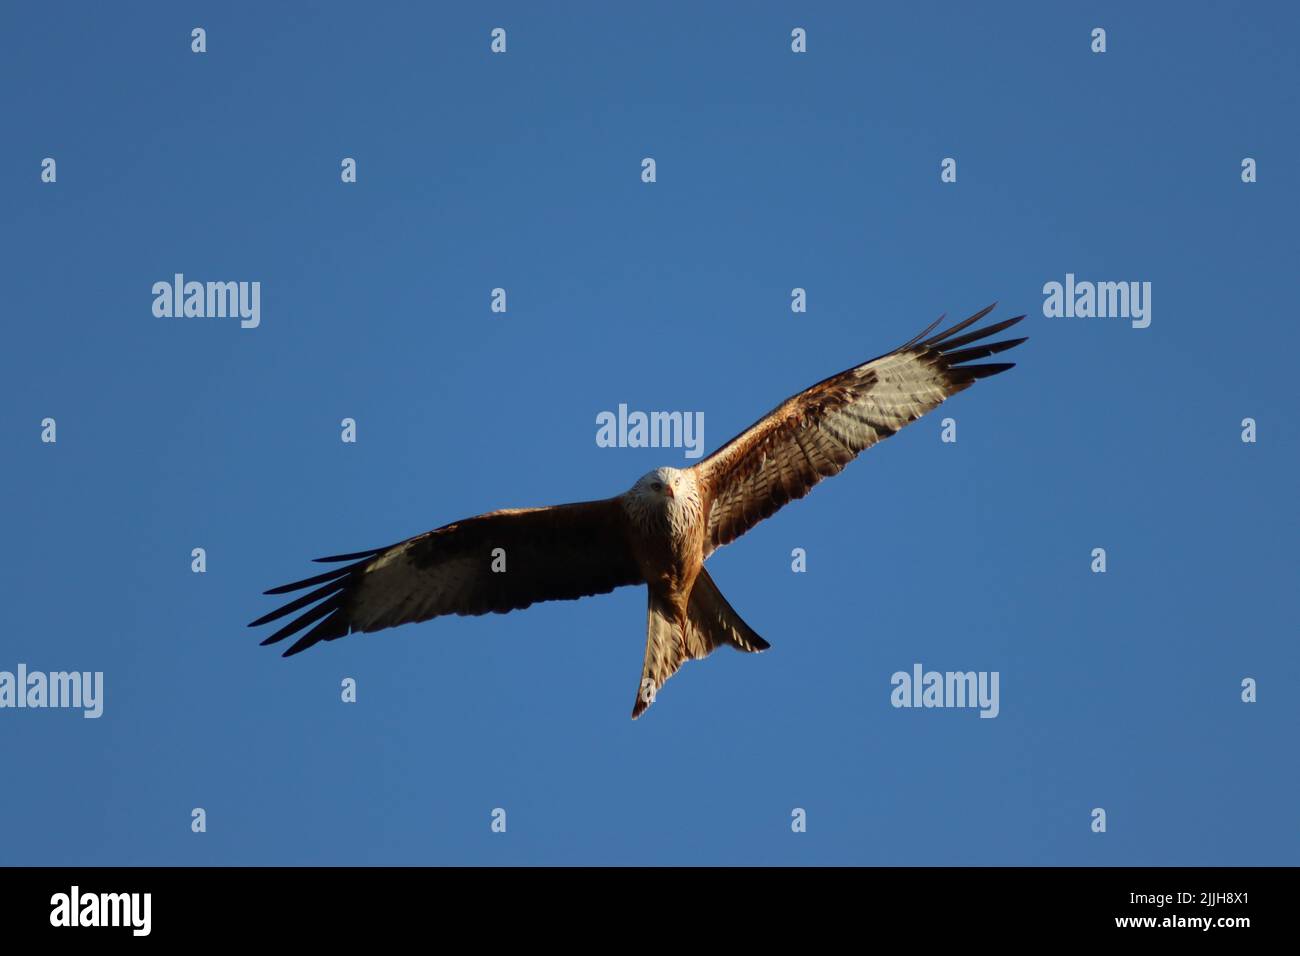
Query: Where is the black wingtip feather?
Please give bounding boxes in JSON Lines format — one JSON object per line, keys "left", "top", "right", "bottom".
{"left": 283, "top": 609, "right": 349, "bottom": 656}
{"left": 956, "top": 361, "right": 1016, "bottom": 381}
{"left": 313, "top": 548, "right": 383, "bottom": 563}
{"left": 259, "top": 595, "right": 344, "bottom": 646}
{"left": 932, "top": 314, "right": 1025, "bottom": 352}
{"left": 900, "top": 313, "right": 946, "bottom": 350}
{"left": 252, "top": 545, "right": 388, "bottom": 654}
{"left": 943, "top": 336, "right": 1028, "bottom": 366}
{"left": 248, "top": 577, "right": 347, "bottom": 627}
{"left": 923, "top": 303, "right": 998, "bottom": 347}
{"left": 263, "top": 564, "right": 354, "bottom": 596}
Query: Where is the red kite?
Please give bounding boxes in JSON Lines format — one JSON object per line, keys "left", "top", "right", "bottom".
{"left": 251, "top": 305, "right": 1026, "bottom": 717}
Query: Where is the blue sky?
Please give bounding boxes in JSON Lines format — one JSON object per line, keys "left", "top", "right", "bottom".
{"left": 2, "top": 2, "right": 1296, "bottom": 865}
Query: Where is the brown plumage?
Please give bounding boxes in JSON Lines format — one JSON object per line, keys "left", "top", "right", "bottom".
{"left": 250, "top": 306, "right": 1026, "bottom": 718}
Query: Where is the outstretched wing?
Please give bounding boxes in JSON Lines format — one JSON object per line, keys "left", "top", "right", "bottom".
{"left": 694, "top": 305, "right": 1026, "bottom": 556}
{"left": 250, "top": 498, "right": 642, "bottom": 656}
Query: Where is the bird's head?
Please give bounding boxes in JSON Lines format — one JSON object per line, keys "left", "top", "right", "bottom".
{"left": 634, "top": 466, "right": 682, "bottom": 501}
{"left": 623, "top": 467, "right": 702, "bottom": 533}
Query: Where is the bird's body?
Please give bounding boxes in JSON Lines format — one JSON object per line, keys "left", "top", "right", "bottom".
{"left": 623, "top": 468, "right": 703, "bottom": 591}
{"left": 251, "top": 306, "right": 1027, "bottom": 717}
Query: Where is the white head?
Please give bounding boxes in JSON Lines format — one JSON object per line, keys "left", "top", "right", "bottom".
{"left": 623, "top": 466, "right": 702, "bottom": 534}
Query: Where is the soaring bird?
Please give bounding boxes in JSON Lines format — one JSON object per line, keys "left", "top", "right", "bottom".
{"left": 250, "top": 305, "right": 1026, "bottom": 717}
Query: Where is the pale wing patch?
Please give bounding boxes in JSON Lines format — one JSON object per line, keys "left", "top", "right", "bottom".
{"left": 350, "top": 552, "right": 484, "bottom": 632}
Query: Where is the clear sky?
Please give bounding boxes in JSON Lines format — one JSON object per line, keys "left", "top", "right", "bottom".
{"left": 2, "top": 2, "right": 1296, "bottom": 865}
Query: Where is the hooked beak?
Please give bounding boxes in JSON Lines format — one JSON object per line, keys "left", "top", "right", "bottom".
{"left": 663, "top": 484, "right": 675, "bottom": 499}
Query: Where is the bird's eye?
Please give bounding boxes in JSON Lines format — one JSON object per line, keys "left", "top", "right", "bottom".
{"left": 651, "top": 482, "right": 663, "bottom": 491}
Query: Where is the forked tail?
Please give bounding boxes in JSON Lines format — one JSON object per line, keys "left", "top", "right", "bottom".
{"left": 631, "top": 568, "right": 769, "bottom": 718}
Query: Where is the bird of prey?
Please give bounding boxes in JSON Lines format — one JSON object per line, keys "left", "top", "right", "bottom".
{"left": 250, "top": 305, "right": 1026, "bottom": 717}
